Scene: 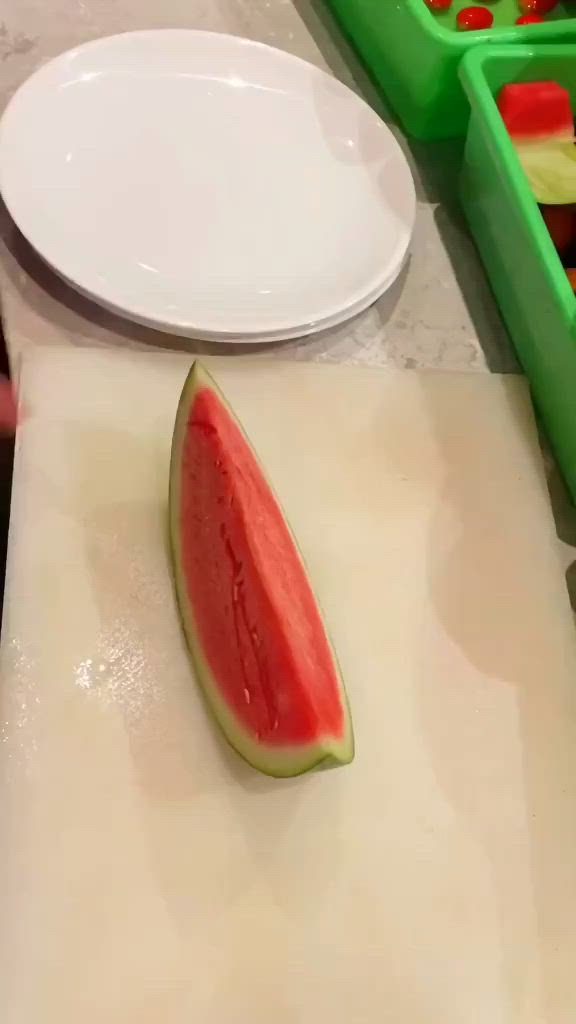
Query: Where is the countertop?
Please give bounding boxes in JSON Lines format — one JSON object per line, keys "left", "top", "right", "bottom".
{"left": 0, "top": 0, "right": 516, "bottom": 372}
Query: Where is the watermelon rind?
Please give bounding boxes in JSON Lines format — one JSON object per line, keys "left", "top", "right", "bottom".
{"left": 169, "top": 361, "right": 354, "bottom": 779}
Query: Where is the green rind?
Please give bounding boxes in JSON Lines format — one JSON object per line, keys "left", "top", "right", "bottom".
{"left": 169, "top": 361, "right": 354, "bottom": 779}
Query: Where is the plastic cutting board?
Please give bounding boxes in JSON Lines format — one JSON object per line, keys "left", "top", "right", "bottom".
{"left": 1, "top": 347, "right": 576, "bottom": 1023}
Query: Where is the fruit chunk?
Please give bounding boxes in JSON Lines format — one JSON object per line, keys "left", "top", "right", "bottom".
{"left": 540, "top": 203, "right": 575, "bottom": 253}
{"left": 518, "top": 0, "right": 558, "bottom": 11}
{"left": 516, "top": 13, "right": 545, "bottom": 23}
{"left": 457, "top": 6, "right": 494, "bottom": 30}
{"left": 498, "top": 82, "right": 573, "bottom": 144}
{"left": 513, "top": 141, "right": 576, "bottom": 204}
{"left": 169, "top": 362, "right": 354, "bottom": 778}
{"left": 498, "top": 82, "right": 576, "bottom": 204}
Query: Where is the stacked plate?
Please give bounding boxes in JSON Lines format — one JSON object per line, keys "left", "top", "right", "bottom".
{"left": 0, "top": 30, "right": 416, "bottom": 344}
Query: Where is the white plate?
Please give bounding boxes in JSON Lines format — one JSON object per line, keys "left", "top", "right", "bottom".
{"left": 155, "top": 254, "right": 409, "bottom": 344}
{"left": 0, "top": 30, "right": 416, "bottom": 341}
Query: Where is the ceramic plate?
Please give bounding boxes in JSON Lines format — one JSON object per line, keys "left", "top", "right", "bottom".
{"left": 0, "top": 31, "right": 416, "bottom": 340}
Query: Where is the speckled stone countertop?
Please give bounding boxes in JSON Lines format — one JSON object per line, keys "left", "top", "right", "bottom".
{"left": 0, "top": 0, "right": 516, "bottom": 372}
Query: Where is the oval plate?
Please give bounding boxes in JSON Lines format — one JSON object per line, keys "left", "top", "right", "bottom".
{"left": 0, "top": 31, "right": 416, "bottom": 341}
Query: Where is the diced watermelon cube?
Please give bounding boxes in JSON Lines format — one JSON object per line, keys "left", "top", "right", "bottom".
{"left": 497, "top": 82, "right": 574, "bottom": 144}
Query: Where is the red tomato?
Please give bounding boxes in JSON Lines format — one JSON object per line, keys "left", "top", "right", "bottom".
{"left": 425, "top": 0, "right": 453, "bottom": 9}
{"left": 516, "top": 13, "right": 546, "bottom": 23}
{"left": 457, "top": 6, "right": 494, "bottom": 30}
{"left": 518, "top": 0, "right": 559, "bottom": 13}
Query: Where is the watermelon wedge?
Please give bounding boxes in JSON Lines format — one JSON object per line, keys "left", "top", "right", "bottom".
{"left": 498, "top": 82, "right": 576, "bottom": 204}
{"left": 169, "top": 362, "right": 354, "bottom": 778}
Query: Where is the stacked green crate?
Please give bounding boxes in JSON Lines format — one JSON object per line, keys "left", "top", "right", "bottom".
{"left": 326, "top": 0, "right": 576, "bottom": 139}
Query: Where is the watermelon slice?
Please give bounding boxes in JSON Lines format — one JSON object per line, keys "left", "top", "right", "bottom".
{"left": 497, "top": 82, "right": 576, "bottom": 204}
{"left": 498, "top": 82, "right": 573, "bottom": 145}
{"left": 169, "top": 362, "right": 354, "bottom": 778}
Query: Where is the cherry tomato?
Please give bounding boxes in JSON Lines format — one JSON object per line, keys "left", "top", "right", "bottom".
{"left": 518, "top": 0, "right": 559, "bottom": 13}
{"left": 425, "top": 0, "right": 453, "bottom": 9}
{"left": 516, "top": 13, "right": 546, "bottom": 23}
{"left": 457, "top": 6, "right": 494, "bottom": 30}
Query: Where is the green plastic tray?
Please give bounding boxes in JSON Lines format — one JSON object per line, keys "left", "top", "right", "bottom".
{"left": 460, "top": 44, "right": 576, "bottom": 500}
{"left": 325, "top": 0, "right": 576, "bottom": 139}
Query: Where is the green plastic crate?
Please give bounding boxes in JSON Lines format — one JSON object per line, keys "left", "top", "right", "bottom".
{"left": 460, "top": 44, "right": 576, "bottom": 500}
{"left": 326, "top": 0, "right": 576, "bottom": 140}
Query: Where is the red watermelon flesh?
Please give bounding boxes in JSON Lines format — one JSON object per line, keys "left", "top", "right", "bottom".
{"left": 169, "top": 362, "right": 354, "bottom": 777}
{"left": 497, "top": 82, "right": 576, "bottom": 204}
{"left": 497, "top": 82, "right": 574, "bottom": 144}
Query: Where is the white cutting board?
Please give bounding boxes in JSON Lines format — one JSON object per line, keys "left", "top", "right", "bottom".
{"left": 1, "top": 348, "right": 576, "bottom": 1024}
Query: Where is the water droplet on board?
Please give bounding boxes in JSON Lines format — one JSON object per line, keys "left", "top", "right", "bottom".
{"left": 0, "top": 637, "right": 41, "bottom": 770}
